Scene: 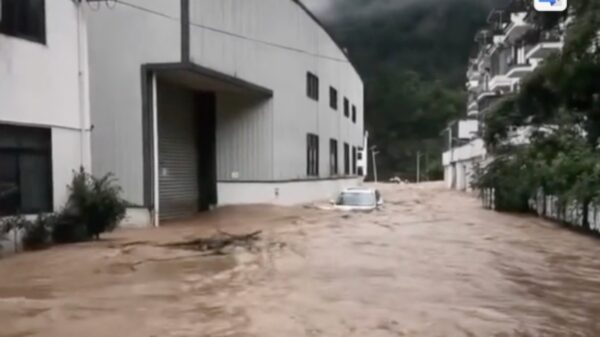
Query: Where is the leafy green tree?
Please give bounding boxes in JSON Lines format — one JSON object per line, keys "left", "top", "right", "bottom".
{"left": 324, "top": 0, "right": 500, "bottom": 180}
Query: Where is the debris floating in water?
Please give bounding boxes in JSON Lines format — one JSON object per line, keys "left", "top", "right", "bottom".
{"left": 165, "top": 230, "right": 262, "bottom": 255}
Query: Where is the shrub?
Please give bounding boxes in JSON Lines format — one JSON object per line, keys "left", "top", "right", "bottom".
{"left": 21, "top": 214, "right": 55, "bottom": 250}
{"left": 0, "top": 215, "right": 28, "bottom": 244}
{"left": 0, "top": 214, "right": 53, "bottom": 251}
{"left": 63, "top": 168, "right": 127, "bottom": 240}
{"left": 51, "top": 213, "right": 89, "bottom": 244}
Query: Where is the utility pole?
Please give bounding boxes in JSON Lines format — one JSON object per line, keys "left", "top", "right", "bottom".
{"left": 370, "top": 145, "right": 379, "bottom": 184}
{"left": 416, "top": 151, "right": 426, "bottom": 183}
{"left": 425, "top": 152, "right": 429, "bottom": 182}
{"left": 416, "top": 151, "right": 421, "bottom": 183}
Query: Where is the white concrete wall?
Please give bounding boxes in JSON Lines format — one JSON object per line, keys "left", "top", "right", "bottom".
{"left": 444, "top": 139, "right": 486, "bottom": 163}
{"left": 188, "top": 0, "right": 364, "bottom": 181}
{"left": 456, "top": 163, "right": 466, "bottom": 191}
{"left": 120, "top": 208, "right": 153, "bottom": 229}
{"left": 0, "top": 0, "right": 90, "bottom": 212}
{"left": 218, "top": 177, "right": 364, "bottom": 206}
{"left": 443, "top": 138, "right": 486, "bottom": 190}
{"left": 457, "top": 120, "right": 479, "bottom": 139}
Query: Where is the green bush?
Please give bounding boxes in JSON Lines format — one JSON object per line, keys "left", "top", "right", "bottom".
{"left": 0, "top": 215, "right": 28, "bottom": 242}
{"left": 0, "top": 214, "right": 54, "bottom": 251}
{"left": 51, "top": 214, "right": 89, "bottom": 244}
{"left": 22, "top": 214, "right": 55, "bottom": 250}
{"left": 62, "top": 168, "right": 127, "bottom": 240}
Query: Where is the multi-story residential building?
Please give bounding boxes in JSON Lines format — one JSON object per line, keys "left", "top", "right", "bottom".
{"left": 86, "top": 0, "right": 366, "bottom": 226}
{"left": 443, "top": 2, "right": 565, "bottom": 191}
{"left": 0, "top": 0, "right": 92, "bottom": 218}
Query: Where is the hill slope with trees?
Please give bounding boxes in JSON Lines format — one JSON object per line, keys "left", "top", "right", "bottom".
{"left": 321, "top": 0, "right": 506, "bottom": 180}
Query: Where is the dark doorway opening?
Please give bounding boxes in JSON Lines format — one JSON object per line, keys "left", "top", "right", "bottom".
{"left": 195, "top": 92, "right": 217, "bottom": 211}
{"left": 157, "top": 81, "right": 216, "bottom": 220}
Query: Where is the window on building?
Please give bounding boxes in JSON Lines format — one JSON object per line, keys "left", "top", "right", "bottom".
{"left": 306, "top": 72, "right": 319, "bottom": 101}
{"left": 352, "top": 146, "right": 357, "bottom": 175}
{"left": 352, "top": 105, "right": 357, "bottom": 123}
{"left": 329, "top": 139, "right": 338, "bottom": 176}
{"left": 357, "top": 147, "right": 364, "bottom": 176}
{"left": 0, "top": 124, "right": 52, "bottom": 216}
{"left": 329, "top": 87, "right": 338, "bottom": 110}
{"left": 306, "top": 133, "right": 319, "bottom": 177}
{"left": 0, "top": 0, "right": 46, "bottom": 44}
{"left": 344, "top": 98, "right": 349, "bottom": 117}
{"left": 344, "top": 143, "right": 350, "bottom": 175}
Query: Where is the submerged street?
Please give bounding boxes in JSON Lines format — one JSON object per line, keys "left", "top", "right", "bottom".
{"left": 2, "top": 183, "right": 600, "bottom": 337}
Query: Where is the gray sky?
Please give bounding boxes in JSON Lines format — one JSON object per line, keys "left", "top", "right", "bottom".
{"left": 301, "top": 0, "right": 439, "bottom": 22}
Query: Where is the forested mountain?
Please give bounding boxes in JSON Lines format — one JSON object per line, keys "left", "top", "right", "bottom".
{"left": 318, "top": 0, "right": 507, "bottom": 180}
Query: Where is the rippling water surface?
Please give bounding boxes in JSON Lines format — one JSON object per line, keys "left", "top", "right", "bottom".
{"left": 1, "top": 183, "right": 600, "bottom": 337}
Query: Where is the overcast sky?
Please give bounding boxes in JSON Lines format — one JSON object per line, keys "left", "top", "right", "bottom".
{"left": 301, "top": 0, "right": 440, "bottom": 22}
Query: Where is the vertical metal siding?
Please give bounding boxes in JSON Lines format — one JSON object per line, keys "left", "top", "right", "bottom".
{"left": 189, "top": 0, "right": 363, "bottom": 181}
{"left": 157, "top": 83, "right": 199, "bottom": 220}
{"left": 87, "top": 0, "right": 182, "bottom": 205}
{"left": 216, "top": 93, "right": 273, "bottom": 181}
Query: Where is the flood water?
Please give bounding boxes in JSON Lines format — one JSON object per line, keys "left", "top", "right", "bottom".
{"left": 1, "top": 183, "right": 600, "bottom": 337}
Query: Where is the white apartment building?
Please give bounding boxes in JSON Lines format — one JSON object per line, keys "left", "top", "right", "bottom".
{"left": 443, "top": 3, "right": 565, "bottom": 191}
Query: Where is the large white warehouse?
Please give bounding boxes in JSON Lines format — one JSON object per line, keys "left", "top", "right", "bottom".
{"left": 86, "top": 0, "right": 365, "bottom": 225}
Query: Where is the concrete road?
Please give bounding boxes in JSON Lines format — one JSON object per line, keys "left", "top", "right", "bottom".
{"left": 1, "top": 183, "right": 600, "bottom": 337}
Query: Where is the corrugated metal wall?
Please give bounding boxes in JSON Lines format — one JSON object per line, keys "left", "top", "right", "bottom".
{"left": 216, "top": 93, "right": 273, "bottom": 181}
{"left": 157, "top": 83, "right": 199, "bottom": 220}
{"left": 189, "top": 0, "right": 364, "bottom": 181}
{"left": 87, "top": 0, "right": 181, "bottom": 206}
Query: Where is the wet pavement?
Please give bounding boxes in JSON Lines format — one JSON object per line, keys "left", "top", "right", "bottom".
{"left": 1, "top": 182, "right": 600, "bottom": 337}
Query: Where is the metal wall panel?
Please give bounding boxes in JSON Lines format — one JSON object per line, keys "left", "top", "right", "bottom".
{"left": 157, "top": 83, "right": 199, "bottom": 220}
{"left": 87, "top": 0, "right": 181, "bottom": 205}
{"left": 216, "top": 93, "right": 273, "bottom": 181}
{"left": 189, "top": 0, "right": 364, "bottom": 181}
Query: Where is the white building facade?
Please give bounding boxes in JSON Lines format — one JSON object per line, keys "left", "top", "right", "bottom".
{"left": 443, "top": 2, "right": 565, "bottom": 191}
{"left": 0, "top": 0, "right": 91, "bottom": 218}
{"left": 86, "top": 0, "right": 365, "bottom": 225}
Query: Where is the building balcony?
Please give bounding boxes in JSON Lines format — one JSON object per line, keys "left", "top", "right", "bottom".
{"left": 467, "top": 67, "right": 480, "bottom": 81}
{"left": 442, "top": 138, "right": 486, "bottom": 166}
{"left": 488, "top": 75, "right": 513, "bottom": 92}
{"left": 526, "top": 40, "right": 563, "bottom": 59}
{"left": 466, "top": 79, "right": 479, "bottom": 91}
{"left": 467, "top": 100, "right": 478, "bottom": 117}
{"left": 476, "top": 90, "right": 495, "bottom": 103}
{"left": 503, "top": 12, "right": 531, "bottom": 44}
{"left": 506, "top": 61, "right": 536, "bottom": 78}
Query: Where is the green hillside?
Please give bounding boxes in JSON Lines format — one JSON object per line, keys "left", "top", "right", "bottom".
{"left": 323, "top": 0, "right": 505, "bottom": 180}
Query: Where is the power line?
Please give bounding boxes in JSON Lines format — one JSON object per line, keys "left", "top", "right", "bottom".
{"left": 113, "top": 0, "right": 351, "bottom": 64}
{"left": 114, "top": 0, "right": 178, "bottom": 21}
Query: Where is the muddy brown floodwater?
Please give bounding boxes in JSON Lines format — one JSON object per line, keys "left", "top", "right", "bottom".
{"left": 2, "top": 183, "right": 600, "bottom": 337}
